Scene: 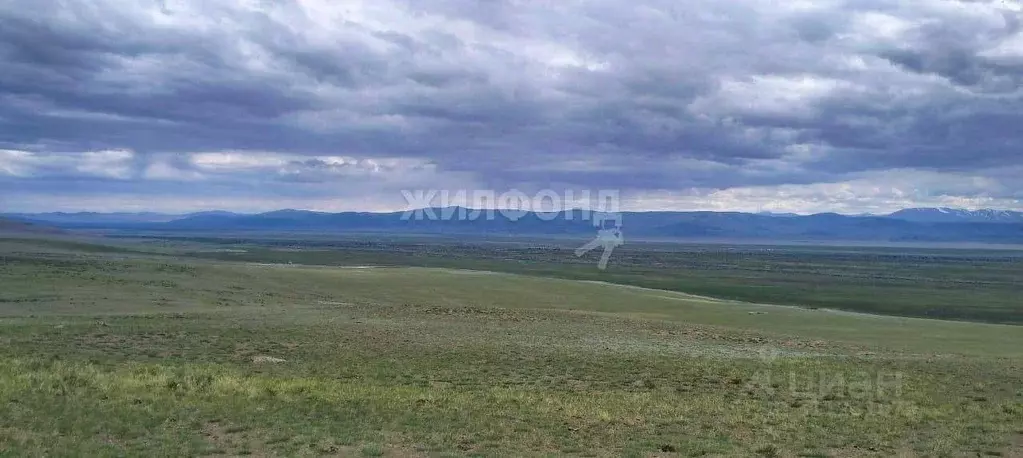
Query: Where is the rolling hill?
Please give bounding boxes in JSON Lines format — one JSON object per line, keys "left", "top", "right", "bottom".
{"left": 6, "top": 207, "right": 1023, "bottom": 243}
{"left": 134, "top": 208, "right": 1023, "bottom": 243}
{"left": 0, "top": 217, "right": 64, "bottom": 235}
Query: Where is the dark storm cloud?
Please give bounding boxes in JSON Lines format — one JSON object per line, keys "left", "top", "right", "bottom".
{"left": 1, "top": 0, "right": 1022, "bottom": 212}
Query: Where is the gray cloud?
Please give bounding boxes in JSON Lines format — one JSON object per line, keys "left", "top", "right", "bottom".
{"left": 1, "top": 0, "right": 1021, "bottom": 212}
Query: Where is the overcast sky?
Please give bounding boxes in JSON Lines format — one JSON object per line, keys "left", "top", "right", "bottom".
{"left": 1, "top": 0, "right": 1022, "bottom": 214}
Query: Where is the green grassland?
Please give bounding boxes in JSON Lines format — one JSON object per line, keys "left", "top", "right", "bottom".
{"left": 0, "top": 236, "right": 1021, "bottom": 456}
{"left": 122, "top": 234, "right": 1023, "bottom": 324}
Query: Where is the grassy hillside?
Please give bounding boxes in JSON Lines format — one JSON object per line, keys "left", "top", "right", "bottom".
{"left": 0, "top": 218, "right": 63, "bottom": 235}
{"left": 1, "top": 237, "right": 1021, "bottom": 456}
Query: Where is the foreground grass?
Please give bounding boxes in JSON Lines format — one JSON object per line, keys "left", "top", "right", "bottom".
{"left": 1, "top": 239, "right": 1021, "bottom": 456}
{"left": 2, "top": 312, "right": 1021, "bottom": 457}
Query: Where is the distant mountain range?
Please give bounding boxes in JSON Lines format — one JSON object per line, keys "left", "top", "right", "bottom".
{"left": 887, "top": 208, "right": 1023, "bottom": 223}
{"left": 0, "top": 211, "right": 239, "bottom": 226}
{"left": 3, "top": 207, "right": 1023, "bottom": 243}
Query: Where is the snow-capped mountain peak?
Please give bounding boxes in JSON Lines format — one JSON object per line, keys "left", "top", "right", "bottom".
{"left": 886, "top": 208, "right": 1023, "bottom": 223}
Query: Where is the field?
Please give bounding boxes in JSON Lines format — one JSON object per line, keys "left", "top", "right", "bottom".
{"left": 1, "top": 236, "right": 1022, "bottom": 457}
{"left": 123, "top": 234, "right": 1023, "bottom": 323}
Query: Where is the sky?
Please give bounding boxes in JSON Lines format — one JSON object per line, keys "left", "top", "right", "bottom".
{"left": 1, "top": 0, "right": 1022, "bottom": 215}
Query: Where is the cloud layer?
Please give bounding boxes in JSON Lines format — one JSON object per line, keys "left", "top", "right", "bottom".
{"left": 1, "top": 0, "right": 1021, "bottom": 213}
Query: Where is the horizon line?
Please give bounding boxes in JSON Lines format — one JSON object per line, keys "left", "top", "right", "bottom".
{"left": 5, "top": 206, "right": 1023, "bottom": 217}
